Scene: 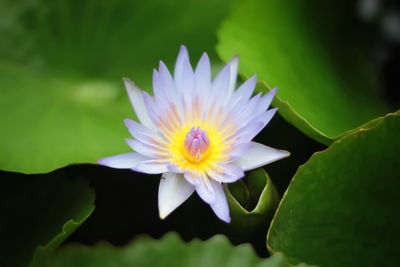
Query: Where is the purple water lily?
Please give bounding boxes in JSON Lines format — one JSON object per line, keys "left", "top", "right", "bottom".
{"left": 98, "top": 46, "right": 289, "bottom": 223}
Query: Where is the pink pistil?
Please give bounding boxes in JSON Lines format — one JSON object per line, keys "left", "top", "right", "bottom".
{"left": 184, "top": 126, "right": 210, "bottom": 162}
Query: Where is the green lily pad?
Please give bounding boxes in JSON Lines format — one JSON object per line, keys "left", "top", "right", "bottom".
{"left": 226, "top": 168, "right": 280, "bottom": 230}
{"left": 267, "top": 111, "right": 400, "bottom": 266}
{"left": 217, "top": 0, "right": 390, "bottom": 144}
{"left": 0, "top": 0, "right": 231, "bottom": 174}
{"left": 0, "top": 169, "right": 95, "bottom": 267}
{"left": 35, "top": 233, "right": 312, "bottom": 267}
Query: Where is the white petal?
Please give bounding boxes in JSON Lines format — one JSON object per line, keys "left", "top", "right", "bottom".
{"left": 152, "top": 70, "right": 170, "bottom": 107}
{"left": 229, "top": 74, "right": 257, "bottom": 108}
{"left": 174, "top": 46, "right": 193, "bottom": 92}
{"left": 195, "top": 52, "right": 211, "bottom": 97}
{"left": 234, "top": 142, "right": 290, "bottom": 171}
{"left": 209, "top": 180, "right": 231, "bottom": 223}
{"left": 206, "top": 163, "right": 245, "bottom": 183}
{"left": 158, "top": 61, "right": 182, "bottom": 107}
{"left": 227, "top": 56, "right": 239, "bottom": 99}
{"left": 254, "top": 87, "right": 277, "bottom": 115}
{"left": 123, "top": 119, "right": 166, "bottom": 145}
{"left": 133, "top": 160, "right": 169, "bottom": 174}
{"left": 232, "top": 108, "right": 278, "bottom": 143}
{"left": 125, "top": 138, "right": 168, "bottom": 158}
{"left": 98, "top": 152, "right": 149, "bottom": 169}
{"left": 123, "top": 78, "right": 157, "bottom": 131}
{"left": 158, "top": 172, "right": 195, "bottom": 219}
{"left": 191, "top": 172, "right": 216, "bottom": 204}
{"left": 226, "top": 142, "right": 252, "bottom": 161}
{"left": 211, "top": 62, "right": 231, "bottom": 106}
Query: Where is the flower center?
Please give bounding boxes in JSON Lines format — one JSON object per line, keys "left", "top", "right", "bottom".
{"left": 183, "top": 126, "right": 210, "bottom": 163}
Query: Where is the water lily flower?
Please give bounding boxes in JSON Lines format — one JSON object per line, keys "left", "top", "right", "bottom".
{"left": 98, "top": 46, "right": 289, "bottom": 223}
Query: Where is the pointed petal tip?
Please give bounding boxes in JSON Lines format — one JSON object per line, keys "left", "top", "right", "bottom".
{"left": 197, "top": 52, "right": 211, "bottom": 67}
{"left": 159, "top": 60, "right": 166, "bottom": 69}
{"left": 206, "top": 181, "right": 231, "bottom": 223}
{"left": 268, "top": 87, "right": 278, "bottom": 97}
{"left": 158, "top": 202, "right": 176, "bottom": 220}
{"left": 281, "top": 149, "right": 291, "bottom": 158}
{"left": 123, "top": 78, "right": 144, "bottom": 94}
{"left": 244, "top": 74, "right": 257, "bottom": 86}
{"left": 230, "top": 55, "right": 239, "bottom": 63}
{"left": 158, "top": 208, "right": 169, "bottom": 220}
{"left": 125, "top": 138, "right": 135, "bottom": 148}
{"left": 122, "top": 77, "right": 135, "bottom": 86}
{"left": 177, "top": 45, "right": 189, "bottom": 60}
{"left": 123, "top": 118, "right": 134, "bottom": 127}
{"left": 122, "top": 77, "right": 131, "bottom": 82}
{"left": 158, "top": 172, "right": 195, "bottom": 220}
{"left": 221, "top": 215, "right": 231, "bottom": 223}
{"left": 234, "top": 142, "right": 291, "bottom": 171}
{"left": 268, "top": 107, "right": 278, "bottom": 117}
{"left": 200, "top": 51, "right": 209, "bottom": 59}
{"left": 97, "top": 157, "right": 107, "bottom": 165}
{"left": 179, "top": 45, "right": 188, "bottom": 52}
{"left": 97, "top": 157, "right": 116, "bottom": 168}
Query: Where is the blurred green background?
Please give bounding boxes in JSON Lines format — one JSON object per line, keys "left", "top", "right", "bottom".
{"left": 1, "top": 0, "right": 399, "bottom": 266}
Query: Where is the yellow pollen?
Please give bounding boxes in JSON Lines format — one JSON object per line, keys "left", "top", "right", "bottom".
{"left": 166, "top": 123, "right": 231, "bottom": 173}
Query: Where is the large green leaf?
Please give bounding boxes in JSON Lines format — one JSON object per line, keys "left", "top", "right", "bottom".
{"left": 217, "top": 0, "right": 390, "bottom": 144}
{"left": 35, "top": 233, "right": 312, "bottom": 267}
{"left": 267, "top": 111, "right": 400, "bottom": 266}
{"left": 0, "top": 0, "right": 231, "bottom": 173}
{"left": 0, "top": 169, "right": 95, "bottom": 267}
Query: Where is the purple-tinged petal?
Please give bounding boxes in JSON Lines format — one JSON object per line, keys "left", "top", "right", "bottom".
{"left": 195, "top": 52, "right": 211, "bottom": 97}
{"left": 174, "top": 45, "right": 189, "bottom": 77}
{"left": 222, "top": 120, "right": 263, "bottom": 145}
{"left": 257, "top": 107, "right": 278, "bottom": 126}
{"left": 177, "top": 57, "right": 195, "bottom": 98}
{"left": 123, "top": 78, "right": 156, "bottom": 131}
{"left": 211, "top": 62, "right": 231, "bottom": 106}
{"left": 227, "top": 56, "right": 239, "bottom": 99}
{"left": 132, "top": 160, "right": 169, "bottom": 174}
{"left": 152, "top": 70, "right": 170, "bottom": 107}
{"left": 158, "top": 172, "right": 195, "bottom": 219}
{"left": 229, "top": 75, "right": 257, "bottom": 108}
{"left": 158, "top": 61, "right": 177, "bottom": 95}
{"left": 158, "top": 61, "right": 183, "bottom": 111}
{"left": 125, "top": 138, "right": 169, "bottom": 158}
{"left": 123, "top": 119, "right": 166, "bottom": 145}
{"left": 209, "top": 180, "right": 231, "bottom": 223}
{"left": 98, "top": 152, "right": 149, "bottom": 169}
{"left": 167, "top": 164, "right": 185, "bottom": 173}
{"left": 254, "top": 87, "right": 277, "bottom": 115}
{"left": 174, "top": 46, "right": 194, "bottom": 92}
{"left": 235, "top": 108, "right": 278, "bottom": 143}
{"left": 226, "top": 142, "right": 252, "bottom": 161}
{"left": 183, "top": 171, "right": 198, "bottom": 186}
{"left": 186, "top": 172, "right": 215, "bottom": 204}
{"left": 142, "top": 91, "right": 162, "bottom": 124}
{"left": 234, "top": 93, "right": 263, "bottom": 125}
{"left": 234, "top": 142, "right": 290, "bottom": 171}
{"left": 206, "top": 163, "right": 245, "bottom": 183}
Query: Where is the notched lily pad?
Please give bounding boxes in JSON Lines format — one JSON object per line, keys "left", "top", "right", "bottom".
{"left": 226, "top": 168, "right": 280, "bottom": 230}
{"left": 35, "top": 232, "right": 312, "bottom": 267}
